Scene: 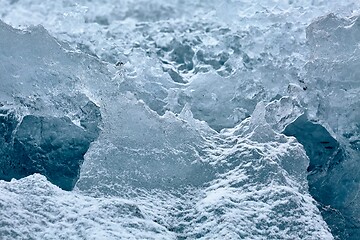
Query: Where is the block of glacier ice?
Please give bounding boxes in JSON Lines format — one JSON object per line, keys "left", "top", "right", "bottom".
{"left": 77, "top": 97, "right": 333, "bottom": 239}
{"left": 302, "top": 13, "right": 360, "bottom": 239}
{"left": 3, "top": 1, "right": 359, "bottom": 238}
{"left": 166, "top": 71, "right": 265, "bottom": 131}
{"left": 76, "top": 94, "right": 217, "bottom": 194}
{"left": 0, "top": 20, "right": 104, "bottom": 190}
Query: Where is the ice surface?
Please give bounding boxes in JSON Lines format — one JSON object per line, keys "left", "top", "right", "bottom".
{"left": 0, "top": 0, "right": 360, "bottom": 239}
{"left": 0, "top": 174, "right": 174, "bottom": 240}
{"left": 77, "top": 94, "right": 217, "bottom": 192}
{"left": 298, "top": 14, "right": 360, "bottom": 239}
{"left": 0, "top": 21, "right": 104, "bottom": 190}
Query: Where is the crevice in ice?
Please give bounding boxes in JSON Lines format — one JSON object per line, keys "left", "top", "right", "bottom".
{"left": 283, "top": 115, "right": 343, "bottom": 175}
{"left": 283, "top": 114, "right": 360, "bottom": 239}
{"left": 0, "top": 101, "right": 101, "bottom": 191}
{"left": 0, "top": 21, "right": 105, "bottom": 191}
{"left": 1, "top": 1, "right": 360, "bottom": 239}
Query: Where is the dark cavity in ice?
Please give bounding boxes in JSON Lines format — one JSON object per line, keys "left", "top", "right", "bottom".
{"left": 0, "top": 102, "right": 101, "bottom": 191}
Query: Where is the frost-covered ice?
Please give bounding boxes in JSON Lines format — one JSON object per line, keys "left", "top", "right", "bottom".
{"left": 0, "top": 174, "right": 174, "bottom": 240}
{"left": 0, "top": 0, "right": 360, "bottom": 239}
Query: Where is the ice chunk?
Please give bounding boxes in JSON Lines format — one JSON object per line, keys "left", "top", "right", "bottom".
{"left": 264, "top": 97, "right": 304, "bottom": 133}
{"left": 77, "top": 99, "right": 333, "bottom": 239}
{"left": 76, "top": 94, "right": 217, "bottom": 194}
{"left": 165, "top": 72, "right": 266, "bottom": 131}
{"left": 0, "top": 20, "right": 104, "bottom": 190}
{"left": 305, "top": 14, "right": 360, "bottom": 141}
{"left": 293, "top": 14, "right": 360, "bottom": 239}
{"left": 3, "top": 1, "right": 359, "bottom": 239}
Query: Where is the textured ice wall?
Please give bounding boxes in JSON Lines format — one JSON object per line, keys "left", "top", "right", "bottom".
{"left": 279, "top": 13, "right": 360, "bottom": 239}
{"left": 0, "top": 174, "right": 174, "bottom": 240}
{"left": 0, "top": 21, "right": 104, "bottom": 190}
{"left": 0, "top": 19, "right": 333, "bottom": 239}
{"left": 300, "top": 14, "right": 360, "bottom": 239}
{"left": 0, "top": 0, "right": 360, "bottom": 239}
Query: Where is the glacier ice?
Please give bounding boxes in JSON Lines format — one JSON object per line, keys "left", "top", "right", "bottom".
{"left": 299, "top": 14, "right": 360, "bottom": 239}
{"left": 0, "top": 174, "right": 174, "bottom": 240}
{"left": 0, "top": 21, "right": 103, "bottom": 190}
{"left": 0, "top": 0, "right": 360, "bottom": 239}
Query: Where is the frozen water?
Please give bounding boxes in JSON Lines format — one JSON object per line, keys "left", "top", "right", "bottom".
{"left": 0, "top": 0, "right": 360, "bottom": 239}
{"left": 0, "top": 174, "right": 174, "bottom": 240}
{"left": 297, "top": 14, "right": 360, "bottom": 239}
{"left": 0, "top": 21, "right": 104, "bottom": 190}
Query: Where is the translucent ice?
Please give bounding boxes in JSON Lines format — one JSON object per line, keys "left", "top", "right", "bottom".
{"left": 0, "top": 21, "right": 103, "bottom": 190}
{"left": 298, "top": 14, "right": 360, "bottom": 239}
{"left": 0, "top": 0, "right": 360, "bottom": 239}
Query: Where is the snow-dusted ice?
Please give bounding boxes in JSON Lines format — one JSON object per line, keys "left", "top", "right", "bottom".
{"left": 0, "top": 0, "right": 359, "bottom": 239}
